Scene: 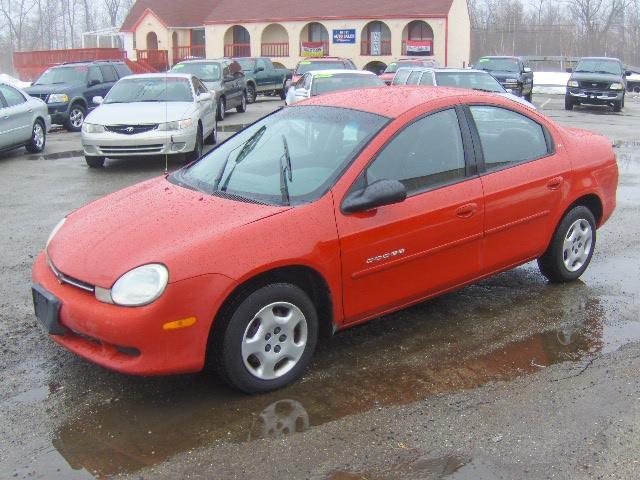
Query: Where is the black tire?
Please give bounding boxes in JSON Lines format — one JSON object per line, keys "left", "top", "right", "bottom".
{"left": 613, "top": 99, "right": 622, "bottom": 112}
{"left": 205, "top": 121, "right": 217, "bottom": 145}
{"left": 279, "top": 83, "right": 287, "bottom": 100}
{"left": 236, "top": 92, "right": 247, "bottom": 113}
{"left": 25, "top": 119, "right": 46, "bottom": 153}
{"left": 65, "top": 104, "right": 86, "bottom": 132}
{"left": 210, "top": 283, "right": 319, "bottom": 394}
{"left": 246, "top": 83, "right": 257, "bottom": 104}
{"left": 85, "top": 155, "right": 105, "bottom": 168}
{"left": 524, "top": 91, "right": 533, "bottom": 103}
{"left": 217, "top": 97, "right": 226, "bottom": 121}
{"left": 537, "top": 205, "right": 597, "bottom": 283}
{"left": 564, "top": 96, "right": 574, "bottom": 111}
{"left": 186, "top": 128, "right": 203, "bottom": 161}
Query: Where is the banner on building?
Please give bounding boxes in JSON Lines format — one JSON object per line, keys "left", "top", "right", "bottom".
{"left": 370, "top": 31, "right": 382, "bottom": 55}
{"left": 333, "top": 29, "right": 356, "bottom": 44}
{"left": 300, "top": 42, "right": 325, "bottom": 57}
{"left": 406, "top": 40, "right": 433, "bottom": 56}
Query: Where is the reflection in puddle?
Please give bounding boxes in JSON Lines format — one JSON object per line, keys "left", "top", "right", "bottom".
{"left": 327, "top": 454, "right": 470, "bottom": 479}
{"left": 15, "top": 275, "right": 640, "bottom": 478}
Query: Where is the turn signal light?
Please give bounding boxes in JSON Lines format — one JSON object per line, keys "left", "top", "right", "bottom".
{"left": 162, "top": 317, "right": 197, "bottom": 330}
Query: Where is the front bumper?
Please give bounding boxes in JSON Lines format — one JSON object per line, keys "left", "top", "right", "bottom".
{"left": 82, "top": 126, "right": 197, "bottom": 157}
{"left": 32, "top": 253, "right": 237, "bottom": 375}
{"left": 567, "top": 89, "right": 623, "bottom": 104}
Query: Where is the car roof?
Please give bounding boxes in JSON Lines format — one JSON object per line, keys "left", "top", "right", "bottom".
{"left": 478, "top": 56, "right": 520, "bottom": 59}
{"left": 52, "top": 60, "right": 124, "bottom": 68}
{"left": 299, "top": 85, "right": 484, "bottom": 117}
{"left": 121, "top": 73, "right": 195, "bottom": 80}
{"left": 175, "top": 59, "right": 225, "bottom": 64}
{"left": 297, "top": 57, "right": 350, "bottom": 63}
{"left": 307, "top": 69, "right": 375, "bottom": 77}
{"left": 397, "top": 67, "right": 488, "bottom": 74}
{"left": 579, "top": 56, "right": 621, "bottom": 62}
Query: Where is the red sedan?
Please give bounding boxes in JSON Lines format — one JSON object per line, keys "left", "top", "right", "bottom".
{"left": 32, "top": 87, "right": 618, "bottom": 393}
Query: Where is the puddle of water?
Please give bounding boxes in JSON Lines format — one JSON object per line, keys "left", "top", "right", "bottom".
{"left": 25, "top": 150, "right": 84, "bottom": 161}
{"left": 23, "top": 278, "right": 635, "bottom": 478}
{"left": 327, "top": 454, "right": 470, "bottom": 479}
{"left": 217, "top": 123, "right": 250, "bottom": 133}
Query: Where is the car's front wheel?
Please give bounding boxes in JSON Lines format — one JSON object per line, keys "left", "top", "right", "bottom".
{"left": 65, "top": 104, "right": 85, "bottom": 132}
{"left": 236, "top": 93, "right": 247, "bottom": 113}
{"left": 564, "top": 96, "right": 574, "bottom": 110}
{"left": 613, "top": 96, "right": 624, "bottom": 112}
{"left": 186, "top": 127, "right": 203, "bottom": 161}
{"left": 538, "top": 205, "right": 597, "bottom": 283}
{"left": 217, "top": 98, "right": 226, "bottom": 121}
{"left": 246, "top": 84, "right": 257, "bottom": 103}
{"left": 210, "top": 283, "right": 318, "bottom": 394}
{"left": 25, "top": 120, "right": 46, "bottom": 153}
{"left": 85, "top": 155, "right": 105, "bottom": 168}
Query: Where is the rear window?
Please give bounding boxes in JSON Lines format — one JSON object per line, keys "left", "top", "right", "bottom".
{"left": 171, "top": 62, "right": 222, "bottom": 82}
{"left": 295, "top": 61, "right": 347, "bottom": 75}
{"left": 311, "top": 73, "right": 384, "bottom": 96}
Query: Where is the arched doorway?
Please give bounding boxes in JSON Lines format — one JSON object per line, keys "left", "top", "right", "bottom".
{"left": 363, "top": 60, "right": 388, "bottom": 75}
{"left": 146, "top": 31, "right": 158, "bottom": 50}
{"left": 402, "top": 20, "right": 434, "bottom": 56}
{"left": 224, "top": 25, "right": 251, "bottom": 57}
{"left": 361, "top": 21, "right": 392, "bottom": 56}
{"left": 300, "top": 22, "right": 329, "bottom": 56}
{"left": 261, "top": 24, "right": 289, "bottom": 57}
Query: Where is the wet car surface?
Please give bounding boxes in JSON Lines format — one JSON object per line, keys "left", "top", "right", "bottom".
{"left": 1, "top": 94, "right": 640, "bottom": 479}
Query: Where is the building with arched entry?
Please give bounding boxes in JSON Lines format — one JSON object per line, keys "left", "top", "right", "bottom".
{"left": 120, "top": 0, "right": 470, "bottom": 71}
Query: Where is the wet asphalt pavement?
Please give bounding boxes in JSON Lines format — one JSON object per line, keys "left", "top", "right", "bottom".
{"left": 1, "top": 94, "right": 639, "bottom": 479}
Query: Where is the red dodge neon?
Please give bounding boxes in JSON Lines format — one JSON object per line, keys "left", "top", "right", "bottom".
{"left": 32, "top": 87, "right": 618, "bottom": 393}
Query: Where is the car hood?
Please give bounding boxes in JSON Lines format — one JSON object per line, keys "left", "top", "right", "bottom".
{"left": 25, "top": 82, "right": 79, "bottom": 95}
{"left": 86, "top": 102, "right": 195, "bottom": 125}
{"left": 570, "top": 72, "right": 621, "bottom": 83}
{"left": 202, "top": 80, "right": 223, "bottom": 93}
{"left": 47, "top": 177, "right": 288, "bottom": 287}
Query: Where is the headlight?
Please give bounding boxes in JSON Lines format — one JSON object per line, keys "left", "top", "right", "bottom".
{"left": 109, "top": 264, "right": 169, "bottom": 306}
{"left": 48, "top": 94, "right": 69, "bottom": 103}
{"left": 157, "top": 118, "right": 193, "bottom": 131}
{"left": 505, "top": 78, "right": 518, "bottom": 84}
{"left": 567, "top": 80, "right": 579, "bottom": 88}
{"left": 610, "top": 83, "right": 623, "bottom": 90}
{"left": 46, "top": 217, "right": 66, "bottom": 248}
{"left": 82, "top": 123, "right": 105, "bottom": 133}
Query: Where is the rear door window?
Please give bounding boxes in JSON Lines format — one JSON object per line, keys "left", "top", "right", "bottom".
{"left": 99, "top": 65, "right": 118, "bottom": 83}
{"left": 0, "top": 84, "right": 26, "bottom": 107}
{"left": 87, "top": 66, "right": 104, "bottom": 85}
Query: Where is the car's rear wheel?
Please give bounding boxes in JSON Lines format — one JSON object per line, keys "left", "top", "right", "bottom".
{"left": 187, "top": 127, "right": 203, "bottom": 161}
{"left": 205, "top": 120, "right": 217, "bottom": 145}
{"left": 236, "top": 93, "right": 247, "bottom": 113}
{"left": 564, "top": 96, "right": 574, "bottom": 110}
{"left": 65, "top": 104, "right": 85, "bottom": 132}
{"left": 246, "top": 84, "right": 257, "bottom": 104}
{"left": 538, "top": 206, "right": 597, "bottom": 283}
{"left": 217, "top": 97, "right": 226, "bottom": 121}
{"left": 25, "top": 120, "right": 46, "bottom": 153}
{"left": 210, "top": 283, "right": 318, "bottom": 394}
{"left": 85, "top": 155, "right": 105, "bottom": 168}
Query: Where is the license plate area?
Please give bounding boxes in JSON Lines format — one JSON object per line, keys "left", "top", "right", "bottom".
{"left": 32, "top": 284, "right": 66, "bottom": 335}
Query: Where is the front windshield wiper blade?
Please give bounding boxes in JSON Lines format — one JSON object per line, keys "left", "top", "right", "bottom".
{"left": 472, "top": 88, "right": 498, "bottom": 93}
{"left": 594, "top": 70, "right": 615, "bottom": 75}
{"left": 279, "top": 134, "right": 292, "bottom": 206}
{"left": 215, "top": 126, "right": 267, "bottom": 192}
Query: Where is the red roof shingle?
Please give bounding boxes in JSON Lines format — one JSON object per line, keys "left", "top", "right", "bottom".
{"left": 121, "top": 0, "right": 217, "bottom": 31}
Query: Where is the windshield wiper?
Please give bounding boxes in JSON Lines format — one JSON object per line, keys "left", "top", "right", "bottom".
{"left": 279, "top": 135, "right": 292, "bottom": 206}
{"left": 215, "top": 126, "right": 267, "bottom": 192}
{"left": 472, "top": 88, "right": 497, "bottom": 93}
{"left": 594, "top": 70, "right": 615, "bottom": 75}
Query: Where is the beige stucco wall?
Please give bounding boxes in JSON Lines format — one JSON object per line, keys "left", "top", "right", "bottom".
{"left": 447, "top": 0, "right": 471, "bottom": 67}
{"left": 133, "top": 11, "right": 170, "bottom": 58}
{"left": 205, "top": 18, "right": 450, "bottom": 69}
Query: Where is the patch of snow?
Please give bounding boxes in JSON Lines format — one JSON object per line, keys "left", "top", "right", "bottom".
{"left": 0, "top": 73, "right": 31, "bottom": 89}
{"left": 533, "top": 71, "right": 570, "bottom": 95}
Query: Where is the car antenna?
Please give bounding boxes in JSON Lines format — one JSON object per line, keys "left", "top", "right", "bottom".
{"left": 164, "top": 70, "right": 169, "bottom": 175}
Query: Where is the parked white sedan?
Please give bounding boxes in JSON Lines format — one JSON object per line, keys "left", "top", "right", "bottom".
{"left": 285, "top": 70, "right": 385, "bottom": 105}
{"left": 81, "top": 73, "right": 217, "bottom": 168}
{"left": 0, "top": 82, "right": 50, "bottom": 155}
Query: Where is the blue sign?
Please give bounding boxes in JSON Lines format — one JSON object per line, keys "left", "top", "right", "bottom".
{"left": 333, "top": 29, "right": 356, "bottom": 44}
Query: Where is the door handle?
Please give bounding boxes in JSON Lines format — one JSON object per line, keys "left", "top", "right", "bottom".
{"left": 456, "top": 203, "right": 478, "bottom": 219}
{"left": 546, "top": 176, "right": 564, "bottom": 190}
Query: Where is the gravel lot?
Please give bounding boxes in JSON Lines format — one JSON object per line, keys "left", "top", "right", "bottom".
{"left": 1, "top": 93, "right": 639, "bottom": 479}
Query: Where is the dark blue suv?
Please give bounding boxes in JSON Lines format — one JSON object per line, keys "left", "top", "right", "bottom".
{"left": 25, "top": 60, "right": 131, "bottom": 131}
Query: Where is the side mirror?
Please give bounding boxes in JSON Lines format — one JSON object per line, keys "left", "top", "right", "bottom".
{"left": 342, "top": 179, "right": 407, "bottom": 214}
{"left": 255, "top": 67, "right": 265, "bottom": 73}
{"left": 198, "top": 92, "right": 212, "bottom": 102}
{"left": 566, "top": 67, "right": 573, "bottom": 73}
{"left": 523, "top": 67, "right": 532, "bottom": 73}
{"left": 88, "top": 79, "right": 100, "bottom": 87}
{"left": 625, "top": 70, "right": 633, "bottom": 77}
{"left": 92, "top": 96, "right": 104, "bottom": 105}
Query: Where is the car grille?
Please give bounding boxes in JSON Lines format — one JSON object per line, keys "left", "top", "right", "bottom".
{"left": 578, "top": 81, "right": 610, "bottom": 90}
{"left": 99, "top": 144, "right": 164, "bottom": 154}
{"left": 48, "top": 258, "right": 94, "bottom": 293}
{"left": 105, "top": 124, "right": 159, "bottom": 135}
{"left": 31, "top": 93, "right": 49, "bottom": 102}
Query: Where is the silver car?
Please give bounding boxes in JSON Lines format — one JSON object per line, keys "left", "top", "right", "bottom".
{"left": 392, "top": 67, "right": 536, "bottom": 109}
{"left": 0, "top": 82, "right": 51, "bottom": 154}
{"left": 285, "top": 69, "right": 386, "bottom": 105}
{"left": 81, "top": 73, "right": 217, "bottom": 168}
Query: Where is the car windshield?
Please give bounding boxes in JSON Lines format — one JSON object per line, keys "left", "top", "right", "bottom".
{"left": 34, "top": 66, "right": 86, "bottom": 85}
{"left": 171, "top": 106, "right": 388, "bottom": 206}
{"left": 311, "top": 73, "right": 385, "bottom": 96}
{"left": 435, "top": 72, "right": 505, "bottom": 93}
{"left": 384, "top": 61, "right": 431, "bottom": 74}
{"left": 235, "top": 59, "right": 255, "bottom": 71}
{"left": 104, "top": 77, "right": 193, "bottom": 103}
{"left": 477, "top": 58, "right": 520, "bottom": 72}
{"left": 575, "top": 59, "right": 622, "bottom": 75}
{"left": 170, "top": 63, "right": 221, "bottom": 82}
{"left": 295, "top": 61, "right": 346, "bottom": 75}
